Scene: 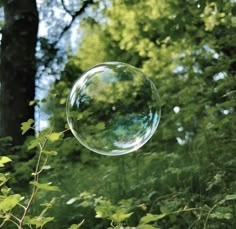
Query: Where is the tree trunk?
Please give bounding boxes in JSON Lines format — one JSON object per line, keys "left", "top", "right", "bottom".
{"left": 0, "top": 0, "right": 38, "bottom": 145}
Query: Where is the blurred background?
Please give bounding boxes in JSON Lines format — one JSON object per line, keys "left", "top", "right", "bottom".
{"left": 0, "top": 0, "right": 235, "bottom": 228}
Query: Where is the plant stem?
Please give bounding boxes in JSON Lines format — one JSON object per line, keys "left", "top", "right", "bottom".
{"left": 18, "top": 139, "right": 48, "bottom": 228}
{"left": 37, "top": 157, "right": 48, "bottom": 175}
{"left": 8, "top": 213, "right": 21, "bottom": 223}
{"left": 17, "top": 203, "right": 27, "bottom": 210}
{"left": 203, "top": 201, "right": 220, "bottom": 229}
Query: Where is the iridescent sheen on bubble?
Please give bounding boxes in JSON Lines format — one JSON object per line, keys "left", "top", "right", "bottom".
{"left": 66, "top": 62, "right": 161, "bottom": 156}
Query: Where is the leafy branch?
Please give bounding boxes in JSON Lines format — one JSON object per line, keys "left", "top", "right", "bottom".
{"left": 58, "top": 0, "right": 94, "bottom": 43}
{"left": 0, "top": 119, "right": 61, "bottom": 229}
{"left": 36, "top": 0, "right": 94, "bottom": 82}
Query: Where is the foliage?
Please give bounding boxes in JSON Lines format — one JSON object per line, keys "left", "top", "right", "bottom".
{"left": 0, "top": 122, "right": 82, "bottom": 229}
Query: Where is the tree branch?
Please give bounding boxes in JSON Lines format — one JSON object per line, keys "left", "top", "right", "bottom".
{"left": 57, "top": 0, "right": 94, "bottom": 43}
{"left": 61, "top": 0, "right": 72, "bottom": 16}
{"left": 37, "top": 0, "right": 94, "bottom": 81}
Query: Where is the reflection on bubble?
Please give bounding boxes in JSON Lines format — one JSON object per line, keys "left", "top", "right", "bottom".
{"left": 66, "top": 62, "right": 161, "bottom": 156}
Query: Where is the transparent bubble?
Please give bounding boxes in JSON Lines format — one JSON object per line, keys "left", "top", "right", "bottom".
{"left": 66, "top": 62, "right": 161, "bottom": 156}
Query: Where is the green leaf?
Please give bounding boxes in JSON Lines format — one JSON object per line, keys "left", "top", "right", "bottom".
{"left": 28, "top": 138, "right": 40, "bottom": 150}
{"left": 225, "top": 194, "right": 236, "bottom": 201}
{"left": 95, "top": 200, "right": 114, "bottom": 219}
{"left": 0, "top": 173, "right": 7, "bottom": 182}
{"left": 47, "top": 132, "right": 62, "bottom": 142}
{"left": 68, "top": 220, "right": 85, "bottom": 229}
{"left": 210, "top": 207, "right": 233, "bottom": 220}
{"left": 28, "top": 130, "right": 51, "bottom": 150}
{"left": 111, "top": 211, "right": 133, "bottom": 223}
{"left": 76, "top": 113, "right": 83, "bottom": 121}
{"left": 1, "top": 187, "right": 11, "bottom": 196}
{"left": 0, "top": 156, "right": 12, "bottom": 167}
{"left": 24, "top": 216, "right": 54, "bottom": 228}
{"left": 30, "top": 181, "right": 60, "bottom": 192}
{"left": 95, "top": 122, "right": 106, "bottom": 130}
{"left": 21, "top": 119, "right": 34, "bottom": 135}
{"left": 0, "top": 194, "right": 21, "bottom": 211}
{"left": 59, "top": 98, "right": 66, "bottom": 105}
{"left": 42, "top": 150, "right": 58, "bottom": 156}
{"left": 140, "top": 213, "right": 166, "bottom": 224}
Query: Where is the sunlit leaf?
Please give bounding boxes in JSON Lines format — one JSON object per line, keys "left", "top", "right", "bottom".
{"left": 140, "top": 213, "right": 166, "bottom": 224}
{"left": 66, "top": 197, "right": 78, "bottom": 205}
{"left": 111, "top": 211, "right": 133, "bottom": 223}
{"left": 24, "top": 216, "right": 54, "bottom": 228}
{"left": 47, "top": 132, "right": 62, "bottom": 142}
{"left": 0, "top": 156, "right": 12, "bottom": 167}
{"left": 68, "top": 220, "right": 85, "bottom": 229}
{"left": 42, "top": 165, "right": 51, "bottom": 170}
{"left": 21, "top": 119, "right": 34, "bottom": 135}
{"left": 95, "top": 200, "right": 114, "bottom": 219}
{"left": 0, "top": 173, "right": 7, "bottom": 182}
{"left": 60, "top": 98, "right": 66, "bottom": 105}
{"left": 0, "top": 194, "right": 21, "bottom": 211}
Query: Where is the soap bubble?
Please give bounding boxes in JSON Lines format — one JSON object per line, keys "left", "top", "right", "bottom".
{"left": 66, "top": 62, "right": 161, "bottom": 156}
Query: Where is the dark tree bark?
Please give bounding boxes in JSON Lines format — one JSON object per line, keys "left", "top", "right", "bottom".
{"left": 0, "top": 0, "right": 38, "bottom": 145}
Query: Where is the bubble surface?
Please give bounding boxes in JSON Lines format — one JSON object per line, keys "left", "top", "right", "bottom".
{"left": 66, "top": 62, "right": 161, "bottom": 156}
